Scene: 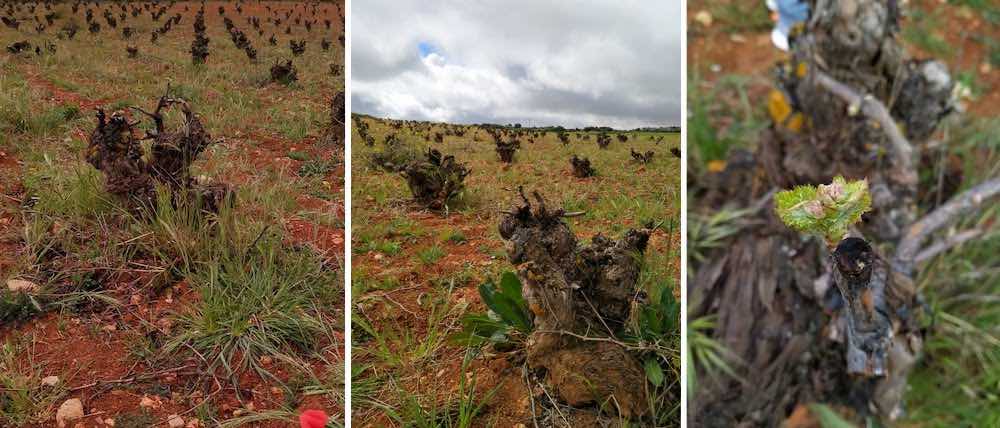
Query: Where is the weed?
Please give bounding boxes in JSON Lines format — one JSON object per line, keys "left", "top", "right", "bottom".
{"left": 299, "top": 158, "right": 334, "bottom": 177}
{"left": 686, "top": 315, "right": 742, "bottom": 397}
{"left": 0, "top": 339, "right": 67, "bottom": 426}
{"left": 417, "top": 245, "right": 446, "bottom": 265}
{"left": 442, "top": 229, "right": 467, "bottom": 244}
{"left": 451, "top": 271, "right": 531, "bottom": 347}
{"left": 687, "top": 74, "right": 765, "bottom": 165}
{"left": 0, "top": 290, "right": 42, "bottom": 325}
{"left": 288, "top": 150, "right": 311, "bottom": 161}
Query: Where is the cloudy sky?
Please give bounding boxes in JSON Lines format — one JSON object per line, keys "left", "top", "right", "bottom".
{"left": 351, "top": 1, "right": 682, "bottom": 129}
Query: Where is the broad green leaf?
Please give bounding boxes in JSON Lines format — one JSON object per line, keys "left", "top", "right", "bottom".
{"left": 478, "top": 282, "right": 532, "bottom": 333}
{"left": 644, "top": 358, "right": 665, "bottom": 387}
{"left": 499, "top": 270, "right": 527, "bottom": 309}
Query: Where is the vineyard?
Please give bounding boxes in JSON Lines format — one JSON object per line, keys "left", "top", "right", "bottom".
{"left": 0, "top": 1, "right": 344, "bottom": 427}
{"left": 351, "top": 116, "right": 682, "bottom": 427}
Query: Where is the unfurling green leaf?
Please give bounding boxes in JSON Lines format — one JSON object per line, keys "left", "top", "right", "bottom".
{"left": 775, "top": 176, "right": 872, "bottom": 245}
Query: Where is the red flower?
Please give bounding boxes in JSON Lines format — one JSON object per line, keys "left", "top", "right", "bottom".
{"left": 299, "top": 409, "right": 329, "bottom": 428}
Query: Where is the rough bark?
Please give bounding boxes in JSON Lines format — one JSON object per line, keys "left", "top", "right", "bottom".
{"left": 270, "top": 59, "right": 298, "bottom": 84}
{"left": 570, "top": 155, "right": 595, "bottom": 178}
{"left": 190, "top": 8, "right": 208, "bottom": 64}
{"left": 85, "top": 89, "right": 228, "bottom": 213}
{"left": 596, "top": 133, "right": 611, "bottom": 149}
{"left": 499, "top": 189, "right": 651, "bottom": 418}
{"left": 495, "top": 138, "right": 519, "bottom": 163}
{"left": 326, "top": 91, "right": 345, "bottom": 147}
{"left": 630, "top": 149, "right": 654, "bottom": 164}
{"left": 402, "top": 149, "right": 469, "bottom": 210}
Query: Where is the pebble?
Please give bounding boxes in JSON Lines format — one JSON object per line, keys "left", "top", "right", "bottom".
{"left": 694, "top": 10, "right": 713, "bottom": 27}
{"left": 139, "top": 395, "right": 160, "bottom": 409}
{"left": 41, "top": 375, "right": 60, "bottom": 387}
{"left": 6, "top": 279, "right": 39, "bottom": 293}
{"left": 55, "top": 398, "right": 84, "bottom": 428}
{"left": 167, "top": 415, "right": 185, "bottom": 428}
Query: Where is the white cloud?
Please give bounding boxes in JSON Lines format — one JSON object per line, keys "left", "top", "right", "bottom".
{"left": 351, "top": 0, "right": 682, "bottom": 129}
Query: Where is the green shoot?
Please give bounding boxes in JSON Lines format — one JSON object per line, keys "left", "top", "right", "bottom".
{"left": 775, "top": 176, "right": 872, "bottom": 245}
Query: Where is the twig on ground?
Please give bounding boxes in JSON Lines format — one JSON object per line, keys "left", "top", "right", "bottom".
{"left": 523, "top": 364, "right": 540, "bottom": 428}
{"left": 69, "top": 364, "right": 195, "bottom": 391}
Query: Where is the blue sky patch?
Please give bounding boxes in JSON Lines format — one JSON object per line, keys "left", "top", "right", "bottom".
{"left": 417, "top": 41, "right": 438, "bottom": 58}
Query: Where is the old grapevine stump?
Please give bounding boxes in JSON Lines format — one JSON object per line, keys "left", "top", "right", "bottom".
{"left": 402, "top": 148, "right": 469, "bottom": 210}
{"left": 688, "top": 0, "right": 977, "bottom": 426}
{"left": 86, "top": 89, "right": 228, "bottom": 212}
{"left": 499, "top": 189, "right": 652, "bottom": 417}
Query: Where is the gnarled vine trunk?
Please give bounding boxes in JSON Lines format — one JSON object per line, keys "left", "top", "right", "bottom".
{"left": 499, "top": 189, "right": 652, "bottom": 418}
{"left": 686, "top": 1, "right": 992, "bottom": 426}
{"left": 86, "top": 89, "right": 228, "bottom": 213}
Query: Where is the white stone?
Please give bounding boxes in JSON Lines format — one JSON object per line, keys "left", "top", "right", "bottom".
{"left": 41, "top": 375, "right": 60, "bottom": 387}
{"left": 694, "top": 10, "right": 713, "bottom": 27}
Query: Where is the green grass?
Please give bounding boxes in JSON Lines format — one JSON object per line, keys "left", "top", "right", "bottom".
{"left": 0, "top": 289, "right": 41, "bottom": 324}
{"left": 299, "top": 158, "right": 335, "bottom": 177}
{"left": 0, "top": 72, "right": 83, "bottom": 138}
{"left": 687, "top": 73, "right": 766, "bottom": 166}
{"left": 0, "top": 339, "right": 68, "bottom": 426}
{"left": 950, "top": 0, "right": 1000, "bottom": 24}
{"left": 685, "top": 315, "right": 741, "bottom": 398}
{"left": 150, "top": 191, "right": 336, "bottom": 380}
{"left": 354, "top": 293, "right": 462, "bottom": 369}
{"left": 442, "top": 229, "right": 467, "bottom": 244}
{"left": 709, "top": 1, "right": 772, "bottom": 34}
{"left": 903, "top": 117, "right": 1000, "bottom": 426}
{"left": 396, "top": 352, "right": 494, "bottom": 428}
{"left": 903, "top": 9, "right": 952, "bottom": 57}
{"left": 417, "top": 245, "right": 446, "bottom": 265}
{"left": 288, "top": 150, "right": 311, "bottom": 161}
